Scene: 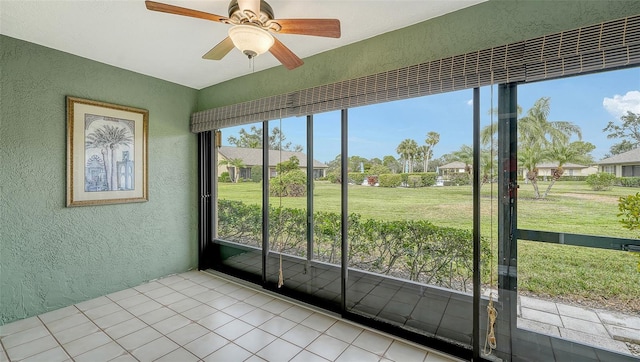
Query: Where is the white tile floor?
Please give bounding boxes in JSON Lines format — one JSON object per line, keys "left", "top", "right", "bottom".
{"left": 0, "top": 271, "right": 462, "bottom": 362}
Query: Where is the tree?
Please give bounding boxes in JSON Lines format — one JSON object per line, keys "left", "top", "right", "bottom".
{"left": 270, "top": 127, "right": 303, "bottom": 151}
{"left": 541, "top": 141, "right": 595, "bottom": 198}
{"left": 227, "top": 126, "right": 262, "bottom": 148}
{"left": 219, "top": 158, "right": 245, "bottom": 183}
{"left": 85, "top": 124, "right": 133, "bottom": 191}
{"left": 271, "top": 158, "right": 306, "bottom": 197}
{"left": 227, "top": 126, "right": 302, "bottom": 151}
{"left": 349, "top": 155, "right": 369, "bottom": 173}
{"left": 452, "top": 144, "right": 474, "bottom": 182}
{"left": 604, "top": 111, "right": 640, "bottom": 148}
{"left": 423, "top": 132, "right": 440, "bottom": 172}
{"left": 368, "top": 164, "right": 391, "bottom": 176}
{"left": 276, "top": 156, "right": 300, "bottom": 174}
{"left": 605, "top": 139, "right": 634, "bottom": 158}
{"left": 518, "top": 97, "right": 581, "bottom": 199}
{"left": 382, "top": 155, "right": 401, "bottom": 173}
{"left": 396, "top": 139, "right": 419, "bottom": 173}
{"left": 479, "top": 147, "right": 497, "bottom": 185}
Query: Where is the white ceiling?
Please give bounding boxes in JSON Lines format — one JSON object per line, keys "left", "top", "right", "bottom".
{"left": 1, "top": 0, "right": 485, "bottom": 90}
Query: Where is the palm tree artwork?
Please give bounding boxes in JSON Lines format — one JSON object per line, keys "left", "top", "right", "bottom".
{"left": 85, "top": 116, "right": 134, "bottom": 192}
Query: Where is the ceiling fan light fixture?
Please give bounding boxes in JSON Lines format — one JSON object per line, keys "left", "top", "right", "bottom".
{"left": 228, "top": 24, "right": 274, "bottom": 58}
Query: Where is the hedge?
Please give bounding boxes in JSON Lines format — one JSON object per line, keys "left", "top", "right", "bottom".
{"left": 379, "top": 174, "right": 402, "bottom": 187}
{"left": 217, "top": 199, "right": 492, "bottom": 292}
{"left": 348, "top": 172, "right": 365, "bottom": 185}
{"left": 618, "top": 177, "right": 640, "bottom": 187}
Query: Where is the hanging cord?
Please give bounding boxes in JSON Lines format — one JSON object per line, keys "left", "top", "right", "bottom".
{"left": 484, "top": 71, "right": 498, "bottom": 355}
{"left": 277, "top": 118, "right": 285, "bottom": 288}
{"left": 484, "top": 294, "right": 498, "bottom": 354}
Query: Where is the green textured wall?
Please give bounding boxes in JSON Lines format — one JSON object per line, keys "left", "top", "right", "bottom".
{"left": 0, "top": 35, "right": 199, "bottom": 324}
{"left": 197, "top": 0, "right": 640, "bottom": 110}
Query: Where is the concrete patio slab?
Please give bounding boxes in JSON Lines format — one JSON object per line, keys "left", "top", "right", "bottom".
{"left": 517, "top": 296, "right": 639, "bottom": 357}
{"left": 559, "top": 328, "right": 632, "bottom": 356}
{"left": 561, "top": 315, "right": 610, "bottom": 338}
{"left": 521, "top": 307, "right": 564, "bottom": 328}
{"left": 519, "top": 296, "right": 558, "bottom": 314}
{"left": 556, "top": 303, "right": 600, "bottom": 323}
{"left": 606, "top": 324, "right": 640, "bottom": 344}
{"left": 517, "top": 318, "right": 561, "bottom": 338}
{"left": 597, "top": 310, "right": 640, "bottom": 330}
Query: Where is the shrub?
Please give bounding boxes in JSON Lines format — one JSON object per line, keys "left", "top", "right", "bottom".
{"left": 327, "top": 171, "right": 341, "bottom": 184}
{"left": 407, "top": 175, "right": 422, "bottom": 188}
{"left": 450, "top": 173, "right": 471, "bottom": 186}
{"left": 219, "top": 171, "right": 232, "bottom": 183}
{"left": 348, "top": 172, "right": 365, "bottom": 184}
{"left": 618, "top": 177, "right": 640, "bottom": 187}
{"left": 276, "top": 156, "right": 300, "bottom": 174}
{"left": 250, "top": 165, "right": 262, "bottom": 183}
{"left": 617, "top": 193, "right": 640, "bottom": 272}
{"left": 368, "top": 164, "right": 391, "bottom": 176}
{"left": 270, "top": 169, "right": 307, "bottom": 197}
{"left": 558, "top": 176, "right": 588, "bottom": 181}
{"left": 586, "top": 172, "right": 616, "bottom": 191}
{"left": 366, "top": 175, "right": 378, "bottom": 186}
{"left": 378, "top": 174, "right": 402, "bottom": 187}
{"left": 217, "top": 199, "right": 492, "bottom": 292}
{"left": 421, "top": 172, "right": 437, "bottom": 187}
{"left": 618, "top": 193, "right": 640, "bottom": 231}
{"left": 217, "top": 199, "right": 262, "bottom": 246}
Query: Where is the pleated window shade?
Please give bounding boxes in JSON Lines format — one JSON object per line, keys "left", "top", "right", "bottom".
{"left": 191, "top": 15, "right": 640, "bottom": 133}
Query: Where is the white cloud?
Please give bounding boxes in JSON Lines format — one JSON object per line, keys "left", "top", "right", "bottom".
{"left": 602, "top": 90, "right": 640, "bottom": 118}
{"left": 467, "top": 99, "right": 473, "bottom": 107}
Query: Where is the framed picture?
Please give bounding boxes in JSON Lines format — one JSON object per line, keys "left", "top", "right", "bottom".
{"left": 66, "top": 96, "right": 148, "bottom": 206}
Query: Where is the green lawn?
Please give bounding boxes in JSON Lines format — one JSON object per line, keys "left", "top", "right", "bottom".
{"left": 219, "top": 180, "right": 640, "bottom": 312}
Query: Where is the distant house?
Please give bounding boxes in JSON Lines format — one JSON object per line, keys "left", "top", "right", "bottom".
{"left": 525, "top": 162, "right": 597, "bottom": 179}
{"left": 218, "top": 146, "right": 328, "bottom": 181}
{"left": 598, "top": 148, "right": 640, "bottom": 177}
{"left": 439, "top": 161, "right": 469, "bottom": 179}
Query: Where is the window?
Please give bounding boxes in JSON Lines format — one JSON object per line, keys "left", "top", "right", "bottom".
{"left": 515, "top": 67, "right": 640, "bottom": 358}
{"left": 602, "top": 165, "right": 615, "bottom": 174}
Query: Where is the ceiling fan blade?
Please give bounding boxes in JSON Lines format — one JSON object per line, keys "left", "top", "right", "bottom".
{"left": 269, "top": 38, "right": 303, "bottom": 70}
{"left": 145, "top": 1, "right": 227, "bottom": 23}
{"left": 273, "top": 19, "right": 341, "bottom": 38}
{"left": 237, "top": 0, "right": 260, "bottom": 15}
{"left": 202, "top": 37, "right": 235, "bottom": 60}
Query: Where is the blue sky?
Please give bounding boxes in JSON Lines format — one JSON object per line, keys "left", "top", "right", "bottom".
{"left": 222, "top": 67, "right": 640, "bottom": 163}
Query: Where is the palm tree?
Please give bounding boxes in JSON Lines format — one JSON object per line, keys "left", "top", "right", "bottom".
{"left": 541, "top": 141, "right": 594, "bottom": 198}
{"left": 518, "top": 97, "right": 581, "bottom": 198}
{"left": 452, "top": 144, "right": 474, "bottom": 181}
{"left": 479, "top": 147, "right": 497, "bottom": 185}
{"left": 219, "top": 158, "right": 245, "bottom": 183}
{"left": 86, "top": 124, "right": 133, "bottom": 191}
{"left": 396, "top": 139, "right": 418, "bottom": 173}
{"left": 423, "top": 132, "right": 440, "bottom": 172}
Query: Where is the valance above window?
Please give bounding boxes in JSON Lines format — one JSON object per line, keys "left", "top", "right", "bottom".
{"left": 191, "top": 15, "right": 640, "bottom": 133}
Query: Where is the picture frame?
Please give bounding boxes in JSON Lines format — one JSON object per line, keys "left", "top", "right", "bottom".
{"left": 66, "top": 96, "right": 148, "bottom": 207}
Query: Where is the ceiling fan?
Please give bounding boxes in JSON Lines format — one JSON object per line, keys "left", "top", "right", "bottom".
{"left": 145, "top": 0, "right": 341, "bottom": 70}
